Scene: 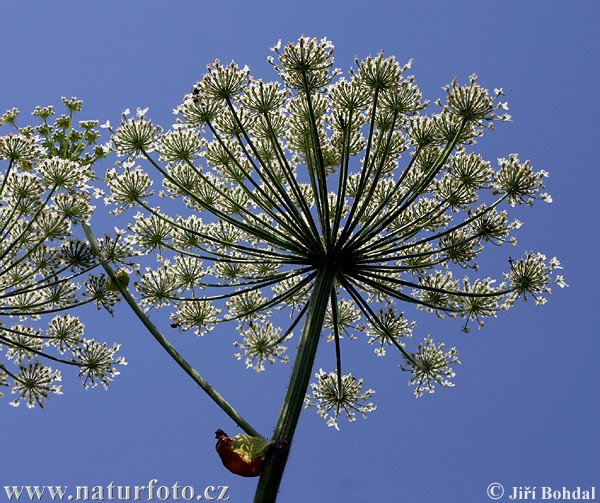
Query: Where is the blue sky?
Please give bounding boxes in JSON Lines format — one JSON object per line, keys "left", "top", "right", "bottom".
{"left": 2, "top": 1, "right": 599, "bottom": 502}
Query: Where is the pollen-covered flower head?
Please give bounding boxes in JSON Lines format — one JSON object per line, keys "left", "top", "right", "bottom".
{"left": 506, "top": 252, "right": 565, "bottom": 304}
{"left": 75, "top": 339, "right": 127, "bottom": 390}
{"left": 199, "top": 61, "right": 250, "bottom": 101}
{"left": 493, "top": 154, "right": 550, "bottom": 206}
{"left": 157, "top": 127, "right": 204, "bottom": 162}
{"left": 356, "top": 52, "right": 411, "bottom": 91}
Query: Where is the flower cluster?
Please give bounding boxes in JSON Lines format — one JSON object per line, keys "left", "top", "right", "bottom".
{"left": 0, "top": 317, "right": 126, "bottom": 407}
{"left": 0, "top": 99, "right": 128, "bottom": 407}
{"left": 233, "top": 320, "right": 289, "bottom": 372}
{"left": 104, "top": 38, "right": 564, "bottom": 427}
{"left": 403, "top": 337, "right": 460, "bottom": 397}
{"left": 304, "top": 369, "right": 376, "bottom": 430}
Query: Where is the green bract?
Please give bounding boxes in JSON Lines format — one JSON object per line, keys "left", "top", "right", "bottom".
{"left": 225, "top": 433, "right": 273, "bottom": 465}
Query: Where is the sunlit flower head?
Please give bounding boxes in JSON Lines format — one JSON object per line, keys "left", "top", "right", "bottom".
{"left": 0, "top": 134, "right": 42, "bottom": 166}
{"left": 305, "top": 369, "right": 376, "bottom": 430}
{"left": 233, "top": 320, "right": 289, "bottom": 372}
{"left": 403, "top": 337, "right": 460, "bottom": 397}
{"left": 75, "top": 339, "right": 127, "bottom": 390}
{"left": 9, "top": 362, "right": 62, "bottom": 408}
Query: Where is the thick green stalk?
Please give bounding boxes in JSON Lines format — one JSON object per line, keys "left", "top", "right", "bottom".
{"left": 254, "top": 267, "right": 336, "bottom": 503}
{"left": 82, "top": 223, "right": 261, "bottom": 438}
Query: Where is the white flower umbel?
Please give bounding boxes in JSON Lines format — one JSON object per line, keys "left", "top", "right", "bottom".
{"left": 98, "top": 37, "right": 564, "bottom": 501}
{"left": 233, "top": 320, "right": 289, "bottom": 372}
{"left": 305, "top": 369, "right": 375, "bottom": 430}
{"left": 0, "top": 99, "right": 128, "bottom": 407}
{"left": 9, "top": 361, "right": 62, "bottom": 408}
{"left": 403, "top": 337, "right": 461, "bottom": 397}
{"left": 105, "top": 36, "right": 565, "bottom": 412}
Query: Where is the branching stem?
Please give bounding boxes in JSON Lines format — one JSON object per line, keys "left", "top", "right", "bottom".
{"left": 82, "top": 223, "right": 261, "bottom": 437}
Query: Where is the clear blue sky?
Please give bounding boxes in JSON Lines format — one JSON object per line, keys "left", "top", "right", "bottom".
{"left": 2, "top": 1, "right": 599, "bottom": 502}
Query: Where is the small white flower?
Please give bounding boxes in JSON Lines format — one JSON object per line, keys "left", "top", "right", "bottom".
{"left": 550, "top": 257, "right": 563, "bottom": 269}
{"left": 92, "top": 187, "right": 105, "bottom": 199}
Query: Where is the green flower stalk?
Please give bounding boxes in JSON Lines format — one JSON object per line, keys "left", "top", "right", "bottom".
{"left": 0, "top": 100, "right": 261, "bottom": 437}
{"left": 102, "top": 37, "right": 565, "bottom": 502}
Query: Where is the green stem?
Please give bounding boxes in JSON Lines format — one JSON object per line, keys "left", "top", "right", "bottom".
{"left": 254, "top": 267, "right": 336, "bottom": 503}
{"left": 0, "top": 159, "right": 13, "bottom": 199}
{"left": 82, "top": 223, "right": 261, "bottom": 438}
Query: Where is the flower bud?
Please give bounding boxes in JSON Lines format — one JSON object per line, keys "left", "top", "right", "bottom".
{"left": 215, "top": 429, "right": 273, "bottom": 477}
{"left": 106, "top": 270, "right": 129, "bottom": 292}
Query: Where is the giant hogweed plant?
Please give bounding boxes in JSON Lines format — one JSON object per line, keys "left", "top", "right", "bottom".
{"left": 0, "top": 38, "right": 566, "bottom": 502}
